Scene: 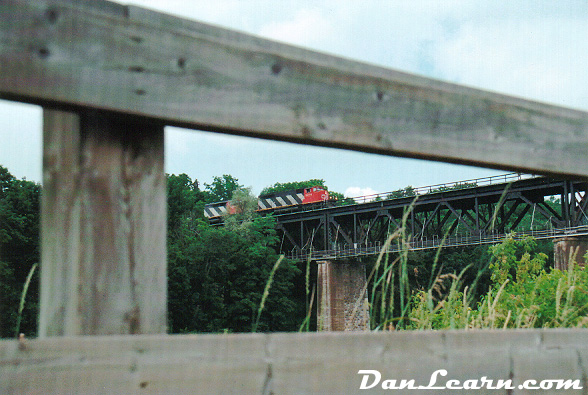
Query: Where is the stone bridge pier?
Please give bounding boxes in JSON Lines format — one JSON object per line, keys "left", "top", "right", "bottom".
{"left": 317, "top": 259, "right": 370, "bottom": 331}
{"left": 553, "top": 236, "right": 588, "bottom": 270}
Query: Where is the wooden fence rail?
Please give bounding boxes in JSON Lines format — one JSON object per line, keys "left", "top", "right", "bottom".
{"left": 2, "top": 0, "right": 587, "bottom": 177}
{"left": 1, "top": 0, "right": 588, "bottom": 393}
{"left": 3, "top": 330, "right": 588, "bottom": 394}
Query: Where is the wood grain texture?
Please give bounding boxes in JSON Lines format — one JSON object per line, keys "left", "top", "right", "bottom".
{"left": 1, "top": 330, "right": 587, "bottom": 394}
{"left": 41, "top": 109, "right": 166, "bottom": 336}
{"left": 0, "top": 0, "right": 587, "bottom": 177}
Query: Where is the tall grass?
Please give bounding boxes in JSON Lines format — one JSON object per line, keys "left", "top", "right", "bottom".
{"left": 15, "top": 262, "right": 37, "bottom": 337}
{"left": 367, "top": 198, "right": 417, "bottom": 330}
{"left": 404, "top": 240, "right": 588, "bottom": 330}
{"left": 252, "top": 255, "right": 284, "bottom": 333}
{"left": 298, "top": 255, "right": 315, "bottom": 332}
{"left": 271, "top": 180, "right": 588, "bottom": 332}
{"left": 366, "top": 180, "right": 588, "bottom": 331}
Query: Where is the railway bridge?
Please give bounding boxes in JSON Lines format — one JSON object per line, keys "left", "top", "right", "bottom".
{"left": 272, "top": 174, "right": 588, "bottom": 263}
{"left": 3, "top": 1, "right": 588, "bottom": 388}
{"left": 211, "top": 173, "right": 588, "bottom": 329}
{"left": 270, "top": 174, "right": 588, "bottom": 330}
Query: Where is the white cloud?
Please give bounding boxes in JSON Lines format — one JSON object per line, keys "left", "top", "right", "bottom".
{"left": 258, "top": 8, "right": 336, "bottom": 48}
{"left": 433, "top": 16, "right": 588, "bottom": 109}
{"left": 344, "top": 186, "right": 379, "bottom": 199}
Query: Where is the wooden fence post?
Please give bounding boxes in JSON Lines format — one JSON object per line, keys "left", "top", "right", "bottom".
{"left": 40, "top": 109, "right": 166, "bottom": 336}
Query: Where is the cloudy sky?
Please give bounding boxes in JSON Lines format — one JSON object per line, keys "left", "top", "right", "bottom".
{"left": 1, "top": 1, "right": 586, "bottom": 197}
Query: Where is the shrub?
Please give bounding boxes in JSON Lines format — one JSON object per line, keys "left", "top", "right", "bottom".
{"left": 404, "top": 235, "right": 588, "bottom": 330}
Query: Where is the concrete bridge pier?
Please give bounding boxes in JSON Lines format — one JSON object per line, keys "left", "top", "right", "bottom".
{"left": 553, "top": 236, "right": 588, "bottom": 270}
{"left": 317, "top": 259, "right": 370, "bottom": 331}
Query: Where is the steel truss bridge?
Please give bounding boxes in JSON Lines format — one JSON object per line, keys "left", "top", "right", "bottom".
{"left": 272, "top": 175, "right": 588, "bottom": 261}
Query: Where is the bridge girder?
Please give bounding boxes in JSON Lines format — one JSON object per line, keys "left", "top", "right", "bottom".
{"left": 274, "top": 178, "right": 588, "bottom": 261}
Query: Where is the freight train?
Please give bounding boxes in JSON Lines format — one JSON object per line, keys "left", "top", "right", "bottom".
{"left": 204, "top": 185, "right": 333, "bottom": 221}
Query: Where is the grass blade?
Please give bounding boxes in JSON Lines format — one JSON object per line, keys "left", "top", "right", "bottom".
{"left": 15, "top": 263, "right": 37, "bottom": 338}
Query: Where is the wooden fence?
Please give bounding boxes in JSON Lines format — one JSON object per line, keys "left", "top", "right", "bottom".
{"left": 1, "top": 0, "right": 587, "bottom": 393}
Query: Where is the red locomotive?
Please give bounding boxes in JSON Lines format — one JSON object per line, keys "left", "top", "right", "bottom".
{"left": 204, "top": 186, "right": 333, "bottom": 220}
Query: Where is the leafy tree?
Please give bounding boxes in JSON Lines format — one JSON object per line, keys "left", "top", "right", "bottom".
{"left": 0, "top": 260, "right": 19, "bottom": 337}
{"left": 167, "top": 173, "right": 206, "bottom": 235}
{"left": 386, "top": 186, "right": 416, "bottom": 199}
{"left": 228, "top": 188, "right": 258, "bottom": 219}
{"left": 224, "top": 187, "right": 261, "bottom": 238}
{"left": 204, "top": 174, "right": 242, "bottom": 203}
{"left": 488, "top": 236, "right": 548, "bottom": 286}
{"left": 260, "top": 179, "right": 327, "bottom": 196}
{"left": 167, "top": 175, "right": 305, "bottom": 333}
{"left": 0, "top": 165, "right": 40, "bottom": 337}
{"left": 167, "top": 215, "right": 303, "bottom": 333}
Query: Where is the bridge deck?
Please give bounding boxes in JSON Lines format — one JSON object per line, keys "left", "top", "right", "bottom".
{"left": 274, "top": 176, "right": 588, "bottom": 261}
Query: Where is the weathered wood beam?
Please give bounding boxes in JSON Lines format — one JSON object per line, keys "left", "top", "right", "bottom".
{"left": 41, "top": 109, "right": 166, "bottom": 336}
{"left": 1, "top": 330, "right": 587, "bottom": 393}
{"left": 1, "top": 0, "right": 587, "bottom": 177}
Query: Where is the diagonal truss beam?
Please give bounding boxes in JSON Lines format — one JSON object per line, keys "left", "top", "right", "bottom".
{"left": 330, "top": 218, "right": 354, "bottom": 246}
{"left": 444, "top": 202, "right": 475, "bottom": 233}
{"left": 276, "top": 223, "right": 301, "bottom": 252}
{"left": 518, "top": 195, "right": 563, "bottom": 227}
{"left": 510, "top": 205, "right": 531, "bottom": 230}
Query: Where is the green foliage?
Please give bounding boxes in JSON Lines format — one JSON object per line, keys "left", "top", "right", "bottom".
{"left": 167, "top": 173, "right": 205, "bottom": 234}
{"left": 365, "top": 203, "right": 493, "bottom": 330}
{"left": 167, "top": 216, "right": 302, "bottom": 333}
{"left": 482, "top": 235, "right": 587, "bottom": 328}
{"left": 167, "top": 176, "right": 305, "bottom": 333}
{"left": 6, "top": 163, "right": 580, "bottom": 336}
{"left": 404, "top": 235, "right": 588, "bottom": 330}
{"left": 406, "top": 275, "right": 469, "bottom": 330}
{"left": 226, "top": 187, "right": 258, "bottom": 220}
{"left": 386, "top": 186, "right": 416, "bottom": 199}
{"left": 204, "top": 174, "right": 242, "bottom": 203}
{"left": 0, "top": 260, "right": 19, "bottom": 337}
{"left": 260, "top": 179, "right": 327, "bottom": 196}
{"left": 432, "top": 182, "right": 478, "bottom": 193}
{"left": 367, "top": 203, "right": 416, "bottom": 330}
{"left": 0, "top": 165, "right": 40, "bottom": 337}
{"left": 488, "top": 236, "right": 548, "bottom": 287}
{"left": 252, "top": 255, "right": 284, "bottom": 333}
{"left": 224, "top": 187, "right": 274, "bottom": 240}
{"left": 0, "top": 166, "right": 308, "bottom": 337}
{"left": 332, "top": 191, "right": 356, "bottom": 206}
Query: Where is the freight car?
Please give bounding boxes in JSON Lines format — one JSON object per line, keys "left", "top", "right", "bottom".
{"left": 204, "top": 186, "right": 333, "bottom": 222}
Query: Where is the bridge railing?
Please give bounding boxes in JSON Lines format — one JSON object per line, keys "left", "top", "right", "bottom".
{"left": 288, "top": 225, "right": 588, "bottom": 261}
{"left": 350, "top": 172, "right": 538, "bottom": 204}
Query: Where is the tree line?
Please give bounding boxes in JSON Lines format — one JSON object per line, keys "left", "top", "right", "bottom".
{"left": 0, "top": 167, "right": 313, "bottom": 336}
{"left": 0, "top": 165, "right": 571, "bottom": 337}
